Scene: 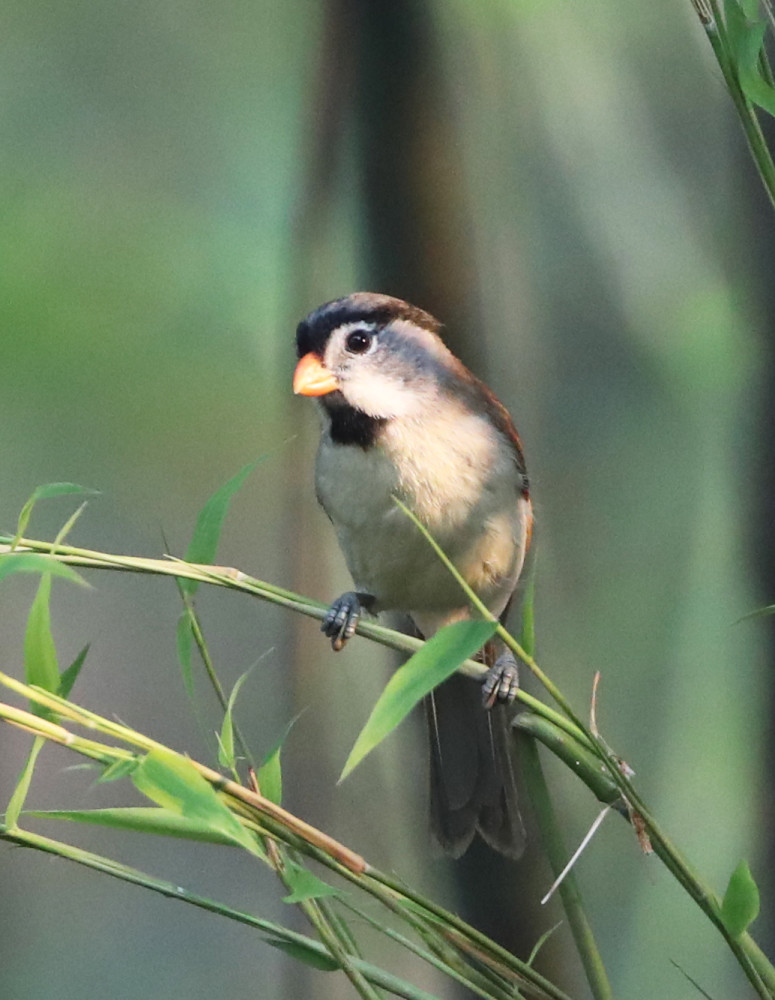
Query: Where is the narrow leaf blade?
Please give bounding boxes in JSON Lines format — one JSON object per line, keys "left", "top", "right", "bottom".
{"left": 182, "top": 460, "right": 261, "bottom": 595}
{"left": 340, "top": 619, "right": 496, "bottom": 781}
{"left": 98, "top": 758, "right": 140, "bottom": 783}
{"left": 176, "top": 611, "right": 195, "bottom": 698}
{"left": 58, "top": 644, "right": 90, "bottom": 699}
{"left": 262, "top": 938, "right": 340, "bottom": 972}
{"left": 5, "top": 736, "right": 46, "bottom": 828}
{"left": 131, "top": 748, "right": 263, "bottom": 857}
{"left": 23, "top": 576, "right": 60, "bottom": 716}
{"left": 734, "top": 19, "right": 775, "bottom": 116}
{"left": 218, "top": 669, "right": 252, "bottom": 770}
{"left": 255, "top": 712, "right": 302, "bottom": 806}
{"left": 0, "top": 554, "right": 87, "bottom": 586}
{"left": 28, "top": 806, "right": 240, "bottom": 844}
{"left": 14, "top": 482, "right": 99, "bottom": 545}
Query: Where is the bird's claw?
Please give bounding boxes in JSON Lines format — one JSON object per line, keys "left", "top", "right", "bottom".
{"left": 321, "top": 591, "right": 363, "bottom": 651}
{"left": 482, "top": 650, "right": 520, "bottom": 709}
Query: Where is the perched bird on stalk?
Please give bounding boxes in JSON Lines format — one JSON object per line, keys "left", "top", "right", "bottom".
{"left": 294, "top": 293, "right": 532, "bottom": 858}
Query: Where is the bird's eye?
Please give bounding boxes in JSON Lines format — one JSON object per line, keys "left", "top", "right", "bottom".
{"left": 345, "top": 329, "right": 374, "bottom": 354}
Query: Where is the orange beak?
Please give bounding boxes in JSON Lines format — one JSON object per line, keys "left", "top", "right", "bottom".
{"left": 293, "top": 353, "right": 340, "bottom": 396}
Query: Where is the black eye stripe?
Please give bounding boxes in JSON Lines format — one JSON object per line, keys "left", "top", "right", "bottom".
{"left": 345, "top": 329, "right": 374, "bottom": 353}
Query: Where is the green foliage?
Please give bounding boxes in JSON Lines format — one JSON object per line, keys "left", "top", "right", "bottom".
{"left": 13, "top": 482, "right": 98, "bottom": 548}
{"left": 723, "top": 0, "right": 775, "bottom": 114}
{"left": 5, "top": 737, "right": 45, "bottom": 829}
{"left": 182, "top": 460, "right": 261, "bottom": 595}
{"left": 256, "top": 714, "right": 302, "bottom": 805}
{"left": 0, "top": 553, "right": 86, "bottom": 585}
{"left": 281, "top": 860, "right": 340, "bottom": 904}
{"left": 722, "top": 860, "right": 760, "bottom": 938}
{"left": 28, "top": 807, "right": 242, "bottom": 845}
{"left": 131, "top": 748, "right": 265, "bottom": 858}
{"left": 0, "top": 661, "right": 574, "bottom": 1000}
{"left": 23, "top": 576, "right": 60, "bottom": 717}
{"left": 217, "top": 669, "right": 253, "bottom": 771}
{"left": 260, "top": 938, "right": 340, "bottom": 972}
{"left": 98, "top": 758, "right": 140, "bottom": 783}
{"left": 693, "top": 0, "right": 775, "bottom": 206}
{"left": 58, "top": 644, "right": 90, "bottom": 699}
{"left": 2, "top": 510, "right": 774, "bottom": 999}
{"left": 175, "top": 609, "right": 196, "bottom": 697}
{"left": 339, "top": 619, "right": 497, "bottom": 781}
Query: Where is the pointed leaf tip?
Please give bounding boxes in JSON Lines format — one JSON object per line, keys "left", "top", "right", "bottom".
{"left": 340, "top": 619, "right": 496, "bottom": 782}
{"left": 182, "top": 460, "right": 263, "bottom": 596}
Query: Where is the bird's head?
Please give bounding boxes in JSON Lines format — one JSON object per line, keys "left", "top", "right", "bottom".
{"left": 293, "top": 293, "right": 457, "bottom": 420}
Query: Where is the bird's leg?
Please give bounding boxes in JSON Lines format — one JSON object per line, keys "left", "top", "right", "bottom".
{"left": 482, "top": 648, "right": 520, "bottom": 709}
{"left": 321, "top": 591, "right": 375, "bottom": 651}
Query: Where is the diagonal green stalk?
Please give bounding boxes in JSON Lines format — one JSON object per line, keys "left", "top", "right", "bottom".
{"left": 338, "top": 899, "right": 515, "bottom": 1000}
{"left": 389, "top": 502, "right": 584, "bottom": 725}
{"left": 0, "top": 825, "right": 440, "bottom": 1000}
{"left": 0, "top": 536, "right": 578, "bottom": 740}
{"left": 693, "top": 0, "right": 775, "bottom": 210}
{"left": 0, "top": 687, "right": 569, "bottom": 1000}
{"left": 297, "top": 894, "right": 383, "bottom": 1000}
{"left": 0, "top": 687, "right": 571, "bottom": 1000}
{"left": 518, "top": 734, "right": 612, "bottom": 1000}
{"left": 176, "top": 586, "right": 257, "bottom": 771}
{"left": 266, "top": 840, "right": 382, "bottom": 1000}
{"left": 4, "top": 527, "right": 775, "bottom": 993}
{"left": 390, "top": 500, "right": 775, "bottom": 998}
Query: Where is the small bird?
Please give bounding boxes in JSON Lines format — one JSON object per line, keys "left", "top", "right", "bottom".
{"left": 293, "top": 293, "right": 533, "bottom": 858}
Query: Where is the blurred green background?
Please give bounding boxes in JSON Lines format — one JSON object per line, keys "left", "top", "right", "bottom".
{"left": 0, "top": 1, "right": 772, "bottom": 997}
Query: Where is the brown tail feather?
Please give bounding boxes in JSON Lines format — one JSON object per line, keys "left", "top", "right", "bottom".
{"left": 426, "top": 672, "right": 524, "bottom": 858}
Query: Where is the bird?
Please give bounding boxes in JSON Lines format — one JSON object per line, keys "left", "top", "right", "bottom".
{"left": 293, "top": 292, "right": 533, "bottom": 858}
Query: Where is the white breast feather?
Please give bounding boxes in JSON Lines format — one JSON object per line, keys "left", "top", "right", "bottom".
{"left": 315, "top": 405, "right": 529, "bottom": 634}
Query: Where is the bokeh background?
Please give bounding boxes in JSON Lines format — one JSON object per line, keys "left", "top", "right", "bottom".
{"left": 0, "top": 1, "right": 773, "bottom": 997}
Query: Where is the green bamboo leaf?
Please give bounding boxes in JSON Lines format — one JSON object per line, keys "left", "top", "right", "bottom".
{"left": 52, "top": 502, "right": 90, "bottom": 550}
{"left": 176, "top": 610, "right": 195, "bottom": 697}
{"left": 98, "top": 757, "right": 140, "bottom": 783}
{"left": 256, "top": 713, "right": 303, "bottom": 806}
{"left": 725, "top": 0, "right": 763, "bottom": 30}
{"left": 724, "top": 0, "right": 746, "bottom": 47}
{"left": 131, "top": 748, "right": 263, "bottom": 857}
{"left": 261, "top": 937, "right": 340, "bottom": 971}
{"left": 723, "top": 2, "right": 775, "bottom": 116}
{"left": 721, "top": 859, "right": 760, "bottom": 937}
{"left": 736, "top": 19, "right": 775, "bottom": 116}
{"left": 340, "top": 619, "right": 496, "bottom": 782}
{"left": 58, "top": 644, "right": 90, "bottom": 699}
{"left": 24, "top": 575, "right": 60, "bottom": 718}
{"left": 0, "top": 553, "right": 86, "bottom": 586}
{"left": 5, "top": 737, "right": 45, "bottom": 829}
{"left": 182, "top": 460, "right": 262, "bottom": 596}
{"left": 27, "top": 807, "right": 240, "bottom": 845}
{"left": 13, "top": 482, "right": 99, "bottom": 547}
{"left": 256, "top": 744, "right": 282, "bottom": 806}
{"left": 282, "top": 859, "right": 340, "bottom": 903}
{"left": 218, "top": 669, "right": 252, "bottom": 770}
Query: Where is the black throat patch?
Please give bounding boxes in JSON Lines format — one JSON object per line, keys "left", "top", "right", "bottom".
{"left": 325, "top": 398, "right": 386, "bottom": 449}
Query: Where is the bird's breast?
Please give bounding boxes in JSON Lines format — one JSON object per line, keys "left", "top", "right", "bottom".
{"left": 315, "top": 409, "right": 528, "bottom": 620}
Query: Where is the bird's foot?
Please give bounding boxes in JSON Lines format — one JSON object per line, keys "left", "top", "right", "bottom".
{"left": 321, "top": 591, "right": 373, "bottom": 651}
{"left": 482, "top": 649, "right": 520, "bottom": 709}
